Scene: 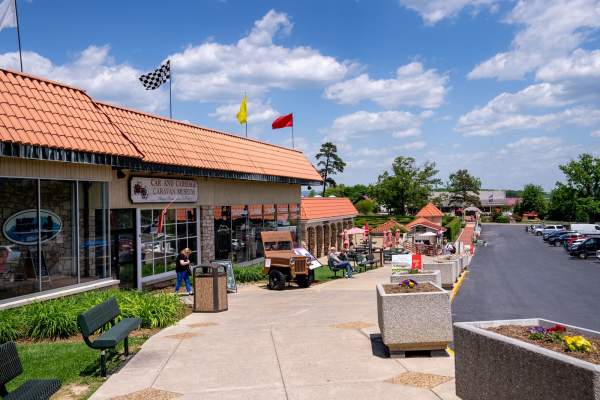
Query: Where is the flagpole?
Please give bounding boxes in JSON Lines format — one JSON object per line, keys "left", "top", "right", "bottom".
{"left": 245, "top": 122, "right": 247, "bottom": 138}
{"left": 291, "top": 124, "right": 294, "bottom": 149}
{"left": 244, "top": 91, "right": 247, "bottom": 138}
{"left": 14, "top": 0, "right": 23, "bottom": 72}
{"left": 168, "top": 64, "right": 172, "bottom": 119}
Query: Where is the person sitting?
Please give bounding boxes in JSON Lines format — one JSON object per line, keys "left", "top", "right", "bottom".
{"left": 328, "top": 247, "right": 353, "bottom": 278}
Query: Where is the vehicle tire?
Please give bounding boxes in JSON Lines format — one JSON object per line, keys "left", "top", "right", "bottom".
{"left": 296, "top": 274, "right": 311, "bottom": 288}
{"left": 552, "top": 241, "right": 557, "bottom": 246}
{"left": 536, "top": 232, "right": 542, "bottom": 236}
{"left": 579, "top": 252, "right": 588, "bottom": 260}
{"left": 268, "top": 270, "right": 286, "bottom": 290}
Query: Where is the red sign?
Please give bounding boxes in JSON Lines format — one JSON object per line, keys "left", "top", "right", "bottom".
{"left": 364, "top": 222, "right": 370, "bottom": 237}
{"left": 412, "top": 253, "right": 422, "bottom": 271}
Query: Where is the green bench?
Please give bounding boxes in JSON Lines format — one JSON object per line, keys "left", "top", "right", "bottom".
{"left": 77, "top": 297, "right": 141, "bottom": 377}
{"left": 0, "top": 341, "right": 61, "bottom": 400}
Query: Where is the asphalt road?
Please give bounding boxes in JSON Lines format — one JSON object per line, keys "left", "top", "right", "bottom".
{"left": 452, "top": 224, "right": 600, "bottom": 331}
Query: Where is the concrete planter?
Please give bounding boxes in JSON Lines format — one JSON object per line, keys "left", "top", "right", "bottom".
{"left": 454, "top": 318, "right": 600, "bottom": 400}
{"left": 390, "top": 270, "right": 442, "bottom": 288}
{"left": 376, "top": 282, "right": 452, "bottom": 353}
{"left": 423, "top": 261, "right": 458, "bottom": 288}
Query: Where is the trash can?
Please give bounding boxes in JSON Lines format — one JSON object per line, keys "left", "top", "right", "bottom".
{"left": 193, "top": 263, "right": 228, "bottom": 312}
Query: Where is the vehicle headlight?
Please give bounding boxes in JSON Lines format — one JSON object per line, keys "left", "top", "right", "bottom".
{"left": 290, "top": 257, "right": 296, "bottom": 266}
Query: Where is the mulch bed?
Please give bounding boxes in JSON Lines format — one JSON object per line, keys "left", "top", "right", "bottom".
{"left": 383, "top": 282, "right": 440, "bottom": 294}
{"left": 386, "top": 372, "right": 452, "bottom": 389}
{"left": 488, "top": 325, "right": 600, "bottom": 365}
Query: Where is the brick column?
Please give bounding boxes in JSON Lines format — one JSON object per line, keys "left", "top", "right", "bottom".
{"left": 200, "top": 205, "right": 215, "bottom": 264}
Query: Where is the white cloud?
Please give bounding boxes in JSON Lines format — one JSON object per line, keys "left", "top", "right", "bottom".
{"left": 457, "top": 105, "right": 600, "bottom": 136}
{"left": 469, "top": 0, "right": 600, "bottom": 80}
{"left": 592, "top": 130, "right": 600, "bottom": 137}
{"left": 393, "top": 128, "right": 421, "bottom": 138}
{"left": 352, "top": 147, "right": 390, "bottom": 157}
{"left": 324, "top": 62, "right": 448, "bottom": 109}
{"left": 170, "top": 10, "right": 351, "bottom": 103}
{"left": 504, "top": 136, "right": 561, "bottom": 150}
{"left": 0, "top": 46, "right": 166, "bottom": 112}
{"left": 325, "top": 110, "right": 423, "bottom": 141}
{"left": 210, "top": 99, "right": 278, "bottom": 124}
{"left": 396, "top": 140, "right": 427, "bottom": 150}
{"left": 398, "top": 0, "right": 499, "bottom": 25}
{"left": 455, "top": 82, "right": 600, "bottom": 135}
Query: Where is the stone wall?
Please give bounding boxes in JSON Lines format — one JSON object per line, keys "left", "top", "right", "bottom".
{"left": 200, "top": 205, "right": 215, "bottom": 263}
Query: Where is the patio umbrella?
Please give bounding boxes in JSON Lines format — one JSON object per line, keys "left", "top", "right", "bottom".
{"left": 343, "top": 230, "right": 350, "bottom": 249}
{"left": 345, "top": 227, "right": 365, "bottom": 235}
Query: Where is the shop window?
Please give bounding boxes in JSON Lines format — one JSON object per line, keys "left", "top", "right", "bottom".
{"left": 231, "top": 205, "right": 248, "bottom": 263}
{"left": 289, "top": 203, "right": 300, "bottom": 244}
{"left": 248, "top": 205, "right": 263, "bottom": 259}
{"left": 110, "top": 209, "right": 136, "bottom": 288}
{"left": 141, "top": 207, "right": 198, "bottom": 278}
{"left": 42, "top": 180, "right": 77, "bottom": 290}
{"left": 263, "top": 204, "right": 277, "bottom": 231}
{"left": 0, "top": 178, "right": 40, "bottom": 300}
{"left": 78, "top": 182, "right": 109, "bottom": 283}
{"left": 214, "top": 206, "right": 231, "bottom": 260}
{"left": 277, "top": 204, "right": 290, "bottom": 230}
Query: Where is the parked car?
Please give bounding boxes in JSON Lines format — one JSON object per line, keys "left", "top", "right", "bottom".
{"left": 597, "top": 250, "right": 600, "bottom": 261}
{"left": 569, "top": 237, "right": 600, "bottom": 259}
{"left": 550, "top": 232, "right": 583, "bottom": 247}
{"left": 543, "top": 229, "right": 568, "bottom": 241}
{"left": 532, "top": 225, "right": 545, "bottom": 235}
{"left": 540, "top": 225, "right": 564, "bottom": 237}
{"left": 566, "top": 238, "right": 587, "bottom": 252}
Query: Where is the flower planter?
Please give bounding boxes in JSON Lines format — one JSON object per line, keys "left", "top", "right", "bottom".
{"left": 377, "top": 282, "right": 452, "bottom": 354}
{"left": 422, "top": 261, "right": 458, "bottom": 288}
{"left": 454, "top": 318, "right": 600, "bottom": 400}
{"left": 390, "top": 270, "right": 442, "bottom": 288}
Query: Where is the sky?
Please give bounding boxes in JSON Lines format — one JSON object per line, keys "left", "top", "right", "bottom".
{"left": 0, "top": 0, "right": 599, "bottom": 190}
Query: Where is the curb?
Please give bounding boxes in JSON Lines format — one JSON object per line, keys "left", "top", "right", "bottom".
{"left": 450, "top": 270, "right": 469, "bottom": 302}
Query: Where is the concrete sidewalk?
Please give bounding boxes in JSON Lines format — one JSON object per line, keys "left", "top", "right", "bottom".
{"left": 91, "top": 266, "right": 458, "bottom": 400}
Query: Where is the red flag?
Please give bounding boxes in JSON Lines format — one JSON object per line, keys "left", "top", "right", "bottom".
{"left": 364, "top": 222, "right": 369, "bottom": 237}
{"left": 156, "top": 200, "right": 175, "bottom": 234}
{"left": 272, "top": 113, "right": 293, "bottom": 129}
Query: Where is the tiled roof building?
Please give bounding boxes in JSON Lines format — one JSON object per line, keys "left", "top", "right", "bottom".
{"left": 300, "top": 197, "right": 358, "bottom": 258}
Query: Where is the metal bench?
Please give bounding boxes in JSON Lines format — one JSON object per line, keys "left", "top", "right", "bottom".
{"left": 0, "top": 341, "right": 61, "bottom": 400}
{"left": 77, "top": 297, "right": 141, "bottom": 377}
{"left": 327, "top": 258, "right": 349, "bottom": 277}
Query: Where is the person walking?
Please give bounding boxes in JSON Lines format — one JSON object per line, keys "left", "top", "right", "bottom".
{"left": 175, "top": 248, "right": 193, "bottom": 295}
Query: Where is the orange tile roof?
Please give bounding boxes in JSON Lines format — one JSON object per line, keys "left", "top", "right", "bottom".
{"left": 98, "top": 102, "right": 322, "bottom": 182}
{"left": 0, "top": 69, "right": 139, "bottom": 158}
{"left": 416, "top": 202, "right": 444, "bottom": 218}
{"left": 0, "top": 68, "right": 321, "bottom": 183}
{"left": 371, "top": 219, "right": 405, "bottom": 233}
{"left": 404, "top": 217, "right": 444, "bottom": 231}
{"left": 301, "top": 197, "right": 358, "bottom": 221}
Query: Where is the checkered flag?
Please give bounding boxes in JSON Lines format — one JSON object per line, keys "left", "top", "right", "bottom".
{"left": 139, "top": 60, "right": 170, "bottom": 90}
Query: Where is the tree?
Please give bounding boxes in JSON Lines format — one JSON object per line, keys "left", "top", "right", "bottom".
{"left": 447, "top": 169, "right": 481, "bottom": 207}
{"left": 372, "top": 156, "right": 441, "bottom": 215}
{"left": 355, "top": 198, "right": 377, "bottom": 215}
{"left": 520, "top": 184, "right": 547, "bottom": 216}
{"left": 324, "top": 183, "right": 372, "bottom": 203}
{"left": 315, "top": 142, "right": 346, "bottom": 196}
{"left": 547, "top": 154, "right": 600, "bottom": 222}
{"left": 307, "top": 188, "right": 317, "bottom": 197}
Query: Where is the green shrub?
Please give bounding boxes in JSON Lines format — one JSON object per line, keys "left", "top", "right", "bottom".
{"left": 354, "top": 215, "right": 414, "bottom": 228}
{"left": 443, "top": 216, "right": 461, "bottom": 241}
{"left": 233, "top": 265, "right": 265, "bottom": 283}
{"left": 494, "top": 214, "right": 510, "bottom": 223}
{"left": 0, "top": 289, "right": 185, "bottom": 343}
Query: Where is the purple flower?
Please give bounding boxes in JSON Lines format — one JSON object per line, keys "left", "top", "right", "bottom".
{"left": 528, "top": 326, "right": 546, "bottom": 334}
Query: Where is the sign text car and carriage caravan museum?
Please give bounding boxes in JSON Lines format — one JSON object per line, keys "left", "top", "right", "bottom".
{"left": 0, "top": 68, "right": 322, "bottom": 307}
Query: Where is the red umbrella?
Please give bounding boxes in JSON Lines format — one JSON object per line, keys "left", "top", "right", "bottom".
{"left": 364, "top": 222, "right": 369, "bottom": 237}
{"left": 395, "top": 229, "right": 401, "bottom": 247}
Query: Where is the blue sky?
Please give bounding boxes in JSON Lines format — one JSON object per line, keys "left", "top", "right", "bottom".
{"left": 1, "top": 0, "right": 599, "bottom": 190}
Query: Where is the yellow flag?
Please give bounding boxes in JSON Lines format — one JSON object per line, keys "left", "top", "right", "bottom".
{"left": 236, "top": 95, "right": 247, "bottom": 124}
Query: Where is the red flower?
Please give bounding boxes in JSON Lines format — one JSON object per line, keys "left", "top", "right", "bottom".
{"left": 547, "top": 324, "right": 566, "bottom": 333}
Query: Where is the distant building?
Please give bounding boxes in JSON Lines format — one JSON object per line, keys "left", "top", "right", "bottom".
{"left": 435, "top": 190, "right": 508, "bottom": 212}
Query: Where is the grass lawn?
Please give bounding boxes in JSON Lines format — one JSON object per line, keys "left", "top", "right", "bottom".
{"left": 313, "top": 262, "right": 369, "bottom": 282}
{"left": 6, "top": 336, "right": 148, "bottom": 399}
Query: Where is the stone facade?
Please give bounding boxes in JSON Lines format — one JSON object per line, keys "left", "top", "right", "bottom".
{"left": 199, "top": 205, "right": 215, "bottom": 264}
{"left": 300, "top": 217, "right": 355, "bottom": 257}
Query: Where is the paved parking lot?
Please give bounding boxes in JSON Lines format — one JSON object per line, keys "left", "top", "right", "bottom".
{"left": 453, "top": 224, "right": 600, "bottom": 331}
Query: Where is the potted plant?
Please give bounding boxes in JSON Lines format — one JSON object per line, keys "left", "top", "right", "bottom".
{"left": 454, "top": 318, "right": 600, "bottom": 400}
{"left": 377, "top": 279, "right": 452, "bottom": 356}
{"left": 390, "top": 268, "right": 442, "bottom": 288}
